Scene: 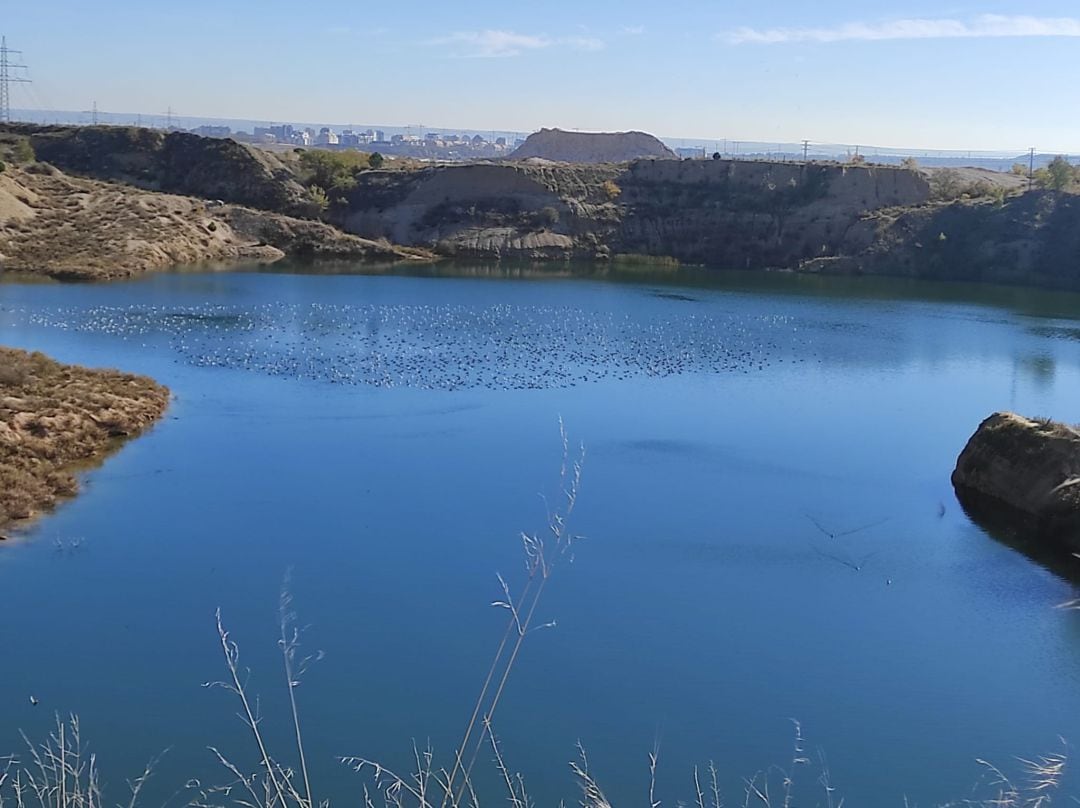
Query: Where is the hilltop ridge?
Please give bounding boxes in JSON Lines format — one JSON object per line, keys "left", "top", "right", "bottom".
{"left": 509, "top": 128, "right": 677, "bottom": 163}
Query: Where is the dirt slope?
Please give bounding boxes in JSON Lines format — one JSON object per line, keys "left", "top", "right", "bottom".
{"left": 510, "top": 128, "right": 677, "bottom": 163}
{"left": 0, "top": 164, "right": 430, "bottom": 281}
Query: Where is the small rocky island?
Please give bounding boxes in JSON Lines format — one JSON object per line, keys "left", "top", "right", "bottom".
{"left": 0, "top": 348, "right": 169, "bottom": 529}
{"left": 953, "top": 412, "right": 1080, "bottom": 546}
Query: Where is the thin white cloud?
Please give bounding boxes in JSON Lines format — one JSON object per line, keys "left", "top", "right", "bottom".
{"left": 720, "top": 14, "right": 1080, "bottom": 44}
{"left": 434, "top": 29, "right": 606, "bottom": 57}
{"left": 564, "top": 35, "right": 606, "bottom": 51}
{"left": 619, "top": 25, "right": 646, "bottom": 36}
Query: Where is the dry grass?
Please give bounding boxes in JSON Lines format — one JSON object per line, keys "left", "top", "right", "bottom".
{"left": 0, "top": 347, "right": 169, "bottom": 528}
{"left": 0, "top": 164, "right": 431, "bottom": 281}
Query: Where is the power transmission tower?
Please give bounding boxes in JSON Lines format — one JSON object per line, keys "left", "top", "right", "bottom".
{"left": 0, "top": 36, "right": 31, "bottom": 124}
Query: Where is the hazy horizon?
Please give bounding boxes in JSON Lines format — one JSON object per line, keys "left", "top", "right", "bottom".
{"left": 6, "top": 0, "right": 1080, "bottom": 153}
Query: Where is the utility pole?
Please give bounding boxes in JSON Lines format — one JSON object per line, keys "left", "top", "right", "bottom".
{"left": 1028, "top": 147, "right": 1036, "bottom": 191}
{"left": 802, "top": 140, "right": 810, "bottom": 162}
{"left": 0, "top": 36, "right": 31, "bottom": 124}
{"left": 166, "top": 106, "right": 174, "bottom": 129}
{"left": 91, "top": 100, "right": 98, "bottom": 125}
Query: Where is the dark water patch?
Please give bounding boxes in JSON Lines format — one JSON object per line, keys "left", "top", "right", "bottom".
{"left": 1030, "top": 324, "right": 1080, "bottom": 342}
{"left": 3, "top": 301, "right": 806, "bottom": 391}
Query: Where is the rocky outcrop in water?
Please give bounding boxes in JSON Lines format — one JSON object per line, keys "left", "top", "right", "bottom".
{"left": 953, "top": 412, "right": 1080, "bottom": 545}
{"left": 510, "top": 128, "right": 677, "bottom": 163}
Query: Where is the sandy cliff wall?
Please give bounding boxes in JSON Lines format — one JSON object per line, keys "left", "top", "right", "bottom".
{"left": 336, "top": 158, "right": 931, "bottom": 266}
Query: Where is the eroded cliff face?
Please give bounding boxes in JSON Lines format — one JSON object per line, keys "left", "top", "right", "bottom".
{"left": 337, "top": 159, "right": 931, "bottom": 266}
{"left": 612, "top": 160, "right": 930, "bottom": 266}
{"left": 12, "top": 125, "right": 315, "bottom": 217}
{"left": 822, "top": 191, "right": 1080, "bottom": 289}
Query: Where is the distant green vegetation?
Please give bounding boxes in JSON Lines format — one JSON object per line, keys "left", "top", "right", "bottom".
{"left": 0, "top": 133, "right": 35, "bottom": 165}
{"left": 1035, "top": 156, "right": 1078, "bottom": 192}
{"left": 612, "top": 253, "right": 680, "bottom": 269}
{"left": 297, "top": 149, "right": 374, "bottom": 196}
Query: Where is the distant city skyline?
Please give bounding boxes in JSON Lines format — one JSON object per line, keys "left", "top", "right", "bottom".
{"left": 5, "top": 0, "right": 1080, "bottom": 152}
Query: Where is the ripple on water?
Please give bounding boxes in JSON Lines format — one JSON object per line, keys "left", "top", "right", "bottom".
{"left": 7, "top": 302, "right": 813, "bottom": 391}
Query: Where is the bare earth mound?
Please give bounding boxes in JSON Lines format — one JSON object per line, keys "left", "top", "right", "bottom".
{"left": 0, "top": 164, "right": 430, "bottom": 281}
{"left": 0, "top": 348, "right": 170, "bottom": 529}
{"left": 510, "top": 128, "right": 677, "bottom": 163}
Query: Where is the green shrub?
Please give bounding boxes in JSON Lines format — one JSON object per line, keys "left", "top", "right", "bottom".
{"left": 1041, "top": 156, "right": 1075, "bottom": 191}
{"left": 11, "top": 138, "right": 34, "bottom": 163}
{"left": 309, "top": 184, "right": 330, "bottom": 213}
{"left": 298, "top": 149, "right": 370, "bottom": 192}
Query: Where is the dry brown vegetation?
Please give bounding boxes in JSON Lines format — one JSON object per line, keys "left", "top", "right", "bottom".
{"left": 0, "top": 163, "right": 432, "bottom": 281}
{"left": 0, "top": 347, "right": 169, "bottom": 528}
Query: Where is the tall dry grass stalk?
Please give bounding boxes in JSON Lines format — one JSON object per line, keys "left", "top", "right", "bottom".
{"left": 0, "top": 715, "right": 154, "bottom": 808}
{"left": 341, "top": 419, "right": 586, "bottom": 808}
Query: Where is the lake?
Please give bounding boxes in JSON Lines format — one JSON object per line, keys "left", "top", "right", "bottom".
{"left": 2, "top": 263, "right": 1080, "bottom": 807}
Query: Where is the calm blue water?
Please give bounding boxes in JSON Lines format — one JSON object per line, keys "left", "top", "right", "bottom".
{"left": 2, "top": 265, "right": 1080, "bottom": 807}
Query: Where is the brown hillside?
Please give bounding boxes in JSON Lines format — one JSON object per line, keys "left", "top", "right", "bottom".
{"left": 510, "top": 128, "right": 677, "bottom": 163}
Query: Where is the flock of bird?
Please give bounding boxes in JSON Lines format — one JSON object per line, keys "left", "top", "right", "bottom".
{"left": 15, "top": 301, "right": 815, "bottom": 391}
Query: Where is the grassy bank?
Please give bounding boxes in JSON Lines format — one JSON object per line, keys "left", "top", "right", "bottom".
{"left": 0, "top": 347, "right": 169, "bottom": 529}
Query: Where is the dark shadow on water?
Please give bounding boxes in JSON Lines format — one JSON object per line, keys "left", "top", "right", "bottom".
{"left": 230, "top": 258, "right": 1080, "bottom": 321}
{"left": 956, "top": 487, "right": 1080, "bottom": 585}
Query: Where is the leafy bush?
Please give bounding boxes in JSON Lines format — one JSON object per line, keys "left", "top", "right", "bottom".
{"left": 601, "top": 179, "right": 621, "bottom": 200}
{"left": 0, "top": 159, "right": 6, "bottom": 174}
{"left": 11, "top": 138, "right": 34, "bottom": 163}
{"left": 297, "top": 149, "right": 370, "bottom": 194}
{"left": 1040, "top": 156, "right": 1075, "bottom": 191}
{"left": 538, "top": 206, "right": 560, "bottom": 227}
{"left": 308, "top": 185, "right": 330, "bottom": 213}
{"left": 900, "top": 157, "right": 919, "bottom": 170}
{"left": 368, "top": 152, "right": 384, "bottom": 169}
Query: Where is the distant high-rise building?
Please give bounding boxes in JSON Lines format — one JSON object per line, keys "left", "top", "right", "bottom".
{"left": 375, "top": 130, "right": 385, "bottom": 142}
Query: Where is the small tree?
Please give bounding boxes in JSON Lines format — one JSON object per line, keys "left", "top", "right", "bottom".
{"left": 11, "top": 139, "right": 34, "bottom": 163}
{"left": 368, "top": 152, "right": 385, "bottom": 169}
{"left": 538, "top": 206, "right": 560, "bottom": 227}
{"left": 900, "top": 156, "right": 919, "bottom": 170}
{"left": 1042, "top": 155, "right": 1074, "bottom": 191}
{"left": 930, "top": 169, "right": 963, "bottom": 201}
{"left": 1011, "top": 163, "right": 1028, "bottom": 176}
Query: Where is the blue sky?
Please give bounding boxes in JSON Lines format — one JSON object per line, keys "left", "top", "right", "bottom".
{"left": 6, "top": 0, "right": 1080, "bottom": 151}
